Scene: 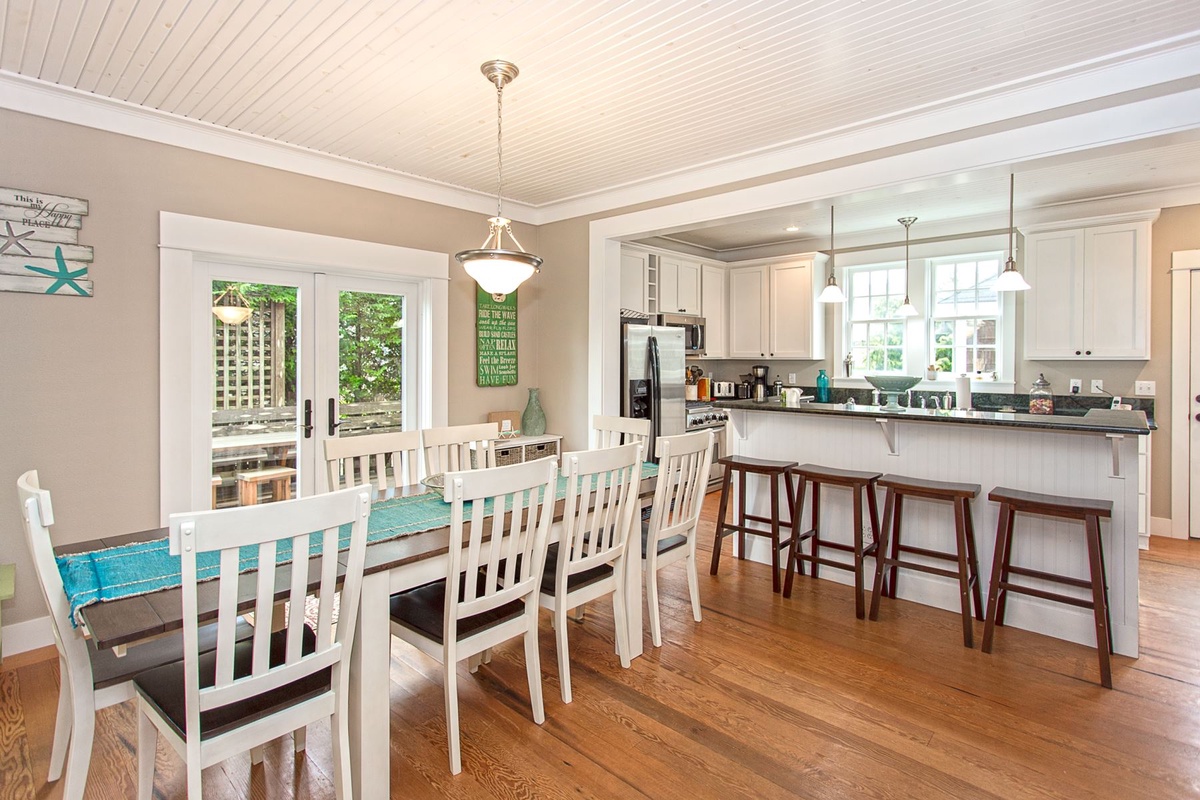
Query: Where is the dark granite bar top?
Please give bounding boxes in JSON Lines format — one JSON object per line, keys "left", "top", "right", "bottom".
{"left": 714, "top": 399, "right": 1152, "bottom": 435}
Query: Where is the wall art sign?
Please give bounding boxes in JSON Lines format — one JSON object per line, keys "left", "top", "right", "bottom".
{"left": 476, "top": 287, "right": 517, "bottom": 386}
{"left": 0, "top": 187, "right": 93, "bottom": 296}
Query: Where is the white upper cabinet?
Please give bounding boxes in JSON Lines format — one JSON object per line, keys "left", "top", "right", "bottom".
{"left": 728, "top": 254, "right": 826, "bottom": 359}
{"left": 620, "top": 248, "right": 651, "bottom": 313}
{"left": 1023, "top": 212, "right": 1156, "bottom": 360}
{"left": 701, "top": 264, "right": 727, "bottom": 358}
{"left": 659, "top": 255, "right": 702, "bottom": 315}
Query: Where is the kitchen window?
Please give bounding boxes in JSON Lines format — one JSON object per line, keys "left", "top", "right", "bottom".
{"left": 840, "top": 249, "right": 1011, "bottom": 384}
{"left": 846, "top": 265, "right": 908, "bottom": 373}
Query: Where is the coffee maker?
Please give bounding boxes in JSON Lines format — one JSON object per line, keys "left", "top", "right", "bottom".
{"left": 750, "top": 364, "right": 770, "bottom": 402}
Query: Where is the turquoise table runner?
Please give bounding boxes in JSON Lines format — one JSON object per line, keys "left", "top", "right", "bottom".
{"left": 57, "top": 464, "right": 657, "bottom": 624}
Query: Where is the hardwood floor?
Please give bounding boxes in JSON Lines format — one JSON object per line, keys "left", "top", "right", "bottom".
{"left": 4, "top": 493, "right": 1200, "bottom": 799}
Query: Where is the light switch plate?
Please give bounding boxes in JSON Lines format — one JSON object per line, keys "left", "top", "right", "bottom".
{"left": 1135, "top": 380, "right": 1156, "bottom": 396}
{"left": 1091, "top": 379, "right": 1104, "bottom": 394}
{"left": 788, "top": 372, "right": 797, "bottom": 384}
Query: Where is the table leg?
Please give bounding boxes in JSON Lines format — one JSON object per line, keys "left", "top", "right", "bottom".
{"left": 350, "top": 570, "right": 391, "bottom": 799}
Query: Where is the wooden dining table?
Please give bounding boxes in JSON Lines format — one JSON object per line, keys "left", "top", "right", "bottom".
{"left": 70, "top": 475, "right": 656, "bottom": 799}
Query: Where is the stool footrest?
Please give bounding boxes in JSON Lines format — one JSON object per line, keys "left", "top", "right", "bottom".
{"left": 997, "top": 581, "right": 1096, "bottom": 610}
{"left": 895, "top": 543, "right": 960, "bottom": 563}
{"left": 877, "top": 558, "right": 960, "bottom": 582}
{"left": 1005, "top": 564, "right": 1094, "bottom": 591}
{"left": 717, "top": 523, "right": 791, "bottom": 550}
{"left": 791, "top": 532, "right": 876, "bottom": 557}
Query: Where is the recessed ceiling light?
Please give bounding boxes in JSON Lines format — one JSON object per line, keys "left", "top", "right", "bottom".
{"left": 784, "top": 225, "right": 799, "bottom": 232}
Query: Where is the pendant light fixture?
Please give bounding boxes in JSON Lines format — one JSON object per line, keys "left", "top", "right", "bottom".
{"left": 212, "top": 285, "right": 253, "bottom": 325}
{"left": 816, "top": 206, "right": 846, "bottom": 304}
{"left": 995, "top": 173, "right": 1031, "bottom": 292}
{"left": 455, "top": 60, "right": 542, "bottom": 297}
{"left": 896, "top": 216, "right": 919, "bottom": 317}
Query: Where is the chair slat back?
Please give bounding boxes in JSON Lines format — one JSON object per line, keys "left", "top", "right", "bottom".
{"left": 443, "top": 458, "right": 557, "bottom": 634}
{"left": 16, "top": 470, "right": 87, "bottom": 666}
{"left": 647, "top": 431, "right": 714, "bottom": 546}
{"left": 558, "top": 443, "right": 643, "bottom": 579}
{"left": 423, "top": 423, "right": 500, "bottom": 476}
{"left": 592, "top": 415, "right": 651, "bottom": 450}
{"left": 168, "top": 486, "right": 371, "bottom": 732}
{"left": 324, "top": 430, "right": 423, "bottom": 498}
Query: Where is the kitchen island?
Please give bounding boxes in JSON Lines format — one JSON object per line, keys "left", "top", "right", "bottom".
{"left": 716, "top": 400, "right": 1151, "bottom": 657}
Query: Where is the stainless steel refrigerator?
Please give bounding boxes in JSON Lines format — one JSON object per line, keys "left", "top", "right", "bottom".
{"left": 621, "top": 324, "right": 686, "bottom": 461}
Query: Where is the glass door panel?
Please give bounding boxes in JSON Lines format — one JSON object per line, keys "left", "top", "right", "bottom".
{"left": 334, "top": 289, "right": 406, "bottom": 438}
{"left": 210, "top": 280, "right": 301, "bottom": 508}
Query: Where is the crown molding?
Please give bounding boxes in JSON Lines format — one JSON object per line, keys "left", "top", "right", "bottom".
{"left": 0, "top": 71, "right": 539, "bottom": 224}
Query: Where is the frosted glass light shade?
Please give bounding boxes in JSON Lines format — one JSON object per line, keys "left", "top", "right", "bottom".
{"left": 995, "top": 264, "right": 1031, "bottom": 292}
{"left": 459, "top": 251, "right": 539, "bottom": 295}
{"left": 817, "top": 280, "right": 846, "bottom": 304}
{"left": 897, "top": 300, "right": 919, "bottom": 317}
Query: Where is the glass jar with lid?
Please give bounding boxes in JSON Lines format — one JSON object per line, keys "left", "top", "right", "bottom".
{"left": 1028, "top": 373, "right": 1054, "bottom": 415}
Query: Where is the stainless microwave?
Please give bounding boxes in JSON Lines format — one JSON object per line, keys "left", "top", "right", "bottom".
{"left": 656, "top": 313, "right": 706, "bottom": 355}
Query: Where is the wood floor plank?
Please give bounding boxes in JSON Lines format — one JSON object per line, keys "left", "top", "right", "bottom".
{"left": 0, "top": 669, "right": 36, "bottom": 800}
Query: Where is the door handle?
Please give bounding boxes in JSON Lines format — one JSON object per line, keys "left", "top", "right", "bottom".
{"left": 328, "top": 398, "right": 343, "bottom": 437}
{"left": 302, "top": 400, "right": 314, "bottom": 439}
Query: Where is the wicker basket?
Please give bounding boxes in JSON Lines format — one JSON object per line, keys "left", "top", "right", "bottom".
{"left": 493, "top": 444, "right": 523, "bottom": 466}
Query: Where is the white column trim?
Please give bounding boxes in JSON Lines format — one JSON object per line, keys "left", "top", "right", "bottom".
{"left": 1170, "top": 250, "right": 1200, "bottom": 538}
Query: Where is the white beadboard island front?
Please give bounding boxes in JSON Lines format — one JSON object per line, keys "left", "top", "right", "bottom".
{"left": 718, "top": 402, "right": 1150, "bottom": 657}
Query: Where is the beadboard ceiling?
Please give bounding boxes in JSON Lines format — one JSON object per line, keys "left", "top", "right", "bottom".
{"left": 2, "top": 0, "right": 1200, "bottom": 235}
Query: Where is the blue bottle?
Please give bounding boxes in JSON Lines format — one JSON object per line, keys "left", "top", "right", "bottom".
{"left": 816, "top": 369, "right": 830, "bottom": 403}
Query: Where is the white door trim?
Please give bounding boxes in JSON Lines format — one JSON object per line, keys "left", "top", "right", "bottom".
{"left": 1170, "top": 249, "right": 1200, "bottom": 538}
{"left": 160, "top": 212, "right": 448, "bottom": 523}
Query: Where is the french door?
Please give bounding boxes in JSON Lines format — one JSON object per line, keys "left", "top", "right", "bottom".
{"left": 199, "top": 261, "right": 419, "bottom": 508}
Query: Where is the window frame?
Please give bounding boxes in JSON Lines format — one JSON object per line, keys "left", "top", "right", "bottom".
{"left": 831, "top": 242, "right": 1015, "bottom": 394}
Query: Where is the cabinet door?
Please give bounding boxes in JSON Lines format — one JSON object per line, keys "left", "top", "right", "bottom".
{"left": 728, "top": 266, "right": 767, "bottom": 358}
{"left": 658, "top": 256, "right": 680, "bottom": 314}
{"left": 1084, "top": 223, "right": 1149, "bottom": 359}
{"left": 1023, "top": 230, "right": 1085, "bottom": 359}
{"left": 701, "top": 264, "right": 726, "bottom": 358}
{"left": 769, "top": 260, "right": 822, "bottom": 358}
{"left": 676, "top": 260, "right": 702, "bottom": 314}
{"left": 620, "top": 249, "right": 650, "bottom": 313}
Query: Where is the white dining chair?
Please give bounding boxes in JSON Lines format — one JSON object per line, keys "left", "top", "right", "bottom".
{"left": 324, "top": 430, "right": 423, "bottom": 497}
{"left": 591, "top": 415, "right": 652, "bottom": 450}
{"left": 133, "top": 485, "right": 372, "bottom": 799}
{"left": 16, "top": 470, "right": 254, "bottom": 800}
{"left": 643, "top": 430, "right": 715, "bottom": 647}
{"left": 421, "top": 422, "right": 500, "bottom": 476}
{"left": 539, "top": 442, "right": 643, "bottom": 703}
{"left": 388, "top": 457, "right": 558, "bottom": 774}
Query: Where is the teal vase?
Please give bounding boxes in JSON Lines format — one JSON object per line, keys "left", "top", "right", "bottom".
{"left": 521, "top": 388, "right": 546, "bottom": 436}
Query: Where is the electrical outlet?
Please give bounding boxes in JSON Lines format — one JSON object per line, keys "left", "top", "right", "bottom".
{"left": 788, "top": 372, "right": 797, "bottom": 384}
{"left": 1091, "top": 379, "right": 1104, "bottom": 394}
{"left": 1069, "top": 379, "right": 1082, "bottom": 394}
{"left": 1135, "top": 380, "right": 1156, "bottom": 396}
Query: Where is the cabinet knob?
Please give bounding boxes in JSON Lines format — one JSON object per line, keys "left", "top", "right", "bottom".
{"left": 1085, "top": 350, "right": 1092, "bottom": 355}
{"left": 1196, "top": 413, "right": 1200, "bottom": 422}
{"left": 1196, "top": 395, "right": 1200, "bottom": 403}
{"left": 1075, "top": 350, "right": 1082, "bottom": 355}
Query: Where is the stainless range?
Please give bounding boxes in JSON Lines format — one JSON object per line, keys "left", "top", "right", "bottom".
{"left": 685, "top": 403, "right": 728, "bottom": 488}
{"left": 685, "top": 403, "right": 729, "bottom": 431}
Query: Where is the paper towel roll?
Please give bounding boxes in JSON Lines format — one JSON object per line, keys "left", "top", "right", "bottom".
{"left": 955, "top": 375, "right": 972, "bottom": 410}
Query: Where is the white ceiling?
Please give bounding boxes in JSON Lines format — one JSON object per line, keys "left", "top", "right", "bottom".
{"left": 2, "top": 0, "right": 1200, "bottom": 241}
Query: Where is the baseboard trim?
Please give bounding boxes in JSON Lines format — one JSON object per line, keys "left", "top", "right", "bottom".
{"left": 1151, "top": 515, "right": 1179, "bottom": 538}
{"left": 2, "top": 615, "right": 54, "bottom": 657}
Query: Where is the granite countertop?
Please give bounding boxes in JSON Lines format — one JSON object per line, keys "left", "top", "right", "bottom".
{"left": 714, "top": 399, "right": 1152, "bottom": 435}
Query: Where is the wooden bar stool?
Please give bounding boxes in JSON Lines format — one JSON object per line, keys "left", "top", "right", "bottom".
{"left": 982, "top": 487, "right": 1115, "bottom": 688}
{"left": 867, "top": 475, "right": 983, "bottom": 647}
{"left": 710, "top": 456, "right": 797, "bottom": 593}
{"left": 783, "top": 465, "right": 882, "bottom": 619}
